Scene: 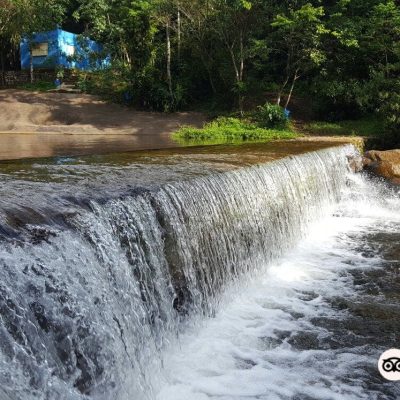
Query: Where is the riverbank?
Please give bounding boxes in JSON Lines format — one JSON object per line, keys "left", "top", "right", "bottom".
{"left": 0, "top": 89, "right": 366, "bottom": 161}
{"left": 0, "top": 89, "right": 204, "bottom": 135}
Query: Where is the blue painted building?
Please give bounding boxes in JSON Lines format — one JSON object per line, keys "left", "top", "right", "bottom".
{"left": 20, "top": 28, "right": 108, "bottom": 71}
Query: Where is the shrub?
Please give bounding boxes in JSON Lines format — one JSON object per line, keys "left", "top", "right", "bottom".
{"left": 303, "top": 118, "right": 383, "bottom": 137}
{"left": 253, "top": 102, "right": 289, "bottom": 129}
{"left": 378, "top": 81, "right": 400, "bottom": 147}
{"left": 173, "top": 116, "right": 296, "bottom": 144}
{"left": 18, "top": 81, "right": 55, "bottom": 92}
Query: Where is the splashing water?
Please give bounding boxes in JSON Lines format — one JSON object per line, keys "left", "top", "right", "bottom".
{"left": 0, "top": 145, "right": 399, "bottom": 399}
{"left": 155, "top": 174, "right": 400, "bottom": 400}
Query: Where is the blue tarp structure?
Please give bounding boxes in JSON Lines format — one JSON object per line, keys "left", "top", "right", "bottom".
{"left": 20, "top": 28, "right": 109, "bottom": 71}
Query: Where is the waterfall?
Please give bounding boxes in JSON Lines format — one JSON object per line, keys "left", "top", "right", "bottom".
{"left": 0, "top": 145, "right": 356, "bottom": 400}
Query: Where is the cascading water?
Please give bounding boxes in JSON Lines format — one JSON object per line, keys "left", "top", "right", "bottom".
{"left": 0, "top": 144, "right": 398, "bottom": 400}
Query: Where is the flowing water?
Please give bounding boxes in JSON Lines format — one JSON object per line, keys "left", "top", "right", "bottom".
{"left": 0, "top": 143, "right": 399, "bottom": 400}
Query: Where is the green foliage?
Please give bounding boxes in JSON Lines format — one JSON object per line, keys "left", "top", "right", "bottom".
{"left": 270, "top": 2, "right": 330, "bottom": 107}
{"left": 55, "top": 65, "right": 65, "bottom": 80}
{"left": 253, "top": 103, "right": 288, "bottom": 129}
{"left": 379, "top": 80, "right": 400, "bottom": 146}
{"left": 18, "top": 81, "right": 56, "bottom": 92}
{"left": 311, "top": 0, "right": 400, "bottom": 140}
{"left": 2, "top": 0, "right": 399, "bottom": 147}
{"left": 1, "top": 0, "right": 67, "bottom": 47}
{"left": 304, "top": 118, "right": 384, "bottom": 137}
{"left": 75, "top": 67, "right": 130, "bottom": 103}
{"left": 173, "top": 117, "right": 296, "bottom": 145}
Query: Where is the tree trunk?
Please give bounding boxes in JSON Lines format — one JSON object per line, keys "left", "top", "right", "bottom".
{"left": 277, "top": 74, "right": 289, "bottom": 106}
{"left": 284, "top": 69, "right": 300, "bottom": 109}
{"left": 277, "top": 51, "right": 292, "bottom": 106}
{"left": 228, "top": 46, "right": 240, "bottom": 84}
{"left": 0, "top": 46, "right": 5, "bottom": 86}
{"left": 238, "top": 30, "right": 245, "bottom": 116}
{"left": 239, "top": 30, "right": 244, "bottom": 82}
{"left": 207, "top": 67, "right": 217, "bottom": 94}
{"left": 122, "top": 44, "right": 131, "bottom": 66}
{"left": 30, "top": 48, "right": 34, "bottom": 83}
{"left": 227, "top": 45, "right": 243, "bottom": 114}
{"left": 177, "top": 6, "right": 181, "bottom": 62}
{"left": 166, "top": 19, "right": 173, "bottom": 101}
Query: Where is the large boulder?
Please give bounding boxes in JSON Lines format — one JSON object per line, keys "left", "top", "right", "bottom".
{"left": 363, "top": 150, "right": 400, "bottom": 184}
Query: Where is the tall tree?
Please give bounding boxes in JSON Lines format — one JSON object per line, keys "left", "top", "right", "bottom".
{"left": 211, "top": 0, "right": 257, "bottom": 113}
{"left": 271, "top": 3, "right": 329, "bottom": 108}
{"left": 2, "top": 0, "right": 67, "bottom": 81}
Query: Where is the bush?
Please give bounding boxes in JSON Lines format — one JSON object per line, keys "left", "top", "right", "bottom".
{"left": 75, "top": 66, "right": 188, "bottom": 112}
{"left": 18, "top": 81, "right": 55, "bottom": 92}
{"left": 378, "top": 82, "right": 400, "bottom": 147}
{"left": 253, "top": 102, "right": 289, "bottom": 129}
{"left": 173, "top": 117, "right": 296, "bottom": 144}
{"left": 303, "top": 118, "right": 383, "bottom": 137}
{"left": 75, "top": 68, "right": 130, "bottom": 104}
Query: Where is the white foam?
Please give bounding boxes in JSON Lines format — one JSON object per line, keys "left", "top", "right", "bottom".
{"left": 152, "top": 174, "right": 400, "bottom": 400}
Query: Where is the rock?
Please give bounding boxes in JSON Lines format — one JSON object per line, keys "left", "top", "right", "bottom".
{"left": 347, "top": 153, "right": 363, "bottom": 173}
{"left": 363, "top": 149, "right": 400, "bottom": 184}
{"left": 362, "top": 156, "right": 374, "bottom": 168}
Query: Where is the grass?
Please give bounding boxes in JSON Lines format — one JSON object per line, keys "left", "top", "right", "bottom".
{"left": 303, "top": 117, "right": 383, "bottom": 137}
{"left": 18, "top": 81, "right": 56, "bottom": 92}
{"left": 173, "top": 117, "right": 297, "bottom": 145}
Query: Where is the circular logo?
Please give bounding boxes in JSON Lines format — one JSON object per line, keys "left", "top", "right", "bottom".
{"left": 378, "top": 349, "right": 400, "bottom": 381}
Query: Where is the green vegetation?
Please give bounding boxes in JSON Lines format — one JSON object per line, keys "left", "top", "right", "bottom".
{"left": 17, "top": 81, "right": 55, "bottom": 92}
{"left": 75, "top": 70, "right": 130, "bottom": 103}
{"left": 1, "top": 0, "right": 399, "bottom": 146}
{"left": 252, "top": 103, "right": 289, "bottom": 130}
{"left": 304, "top": 118, "right": 384, "bottom": 137}
{"left": 173, "top": 117, "right": 296, "bottom": 145}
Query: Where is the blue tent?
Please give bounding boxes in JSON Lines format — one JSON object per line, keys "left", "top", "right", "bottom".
{"left": 20, "top": 28, "right": 109, "bottom": 71}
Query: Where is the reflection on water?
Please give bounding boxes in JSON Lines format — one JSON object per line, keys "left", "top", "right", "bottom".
{"left": 0, "top": 132, "right": 176, "bottom": 161}
{"left": 0, "top": 139, "right": 348, "bottom": 174}
{"left": 0, "top": 133, "right": 355, "bottom": 162}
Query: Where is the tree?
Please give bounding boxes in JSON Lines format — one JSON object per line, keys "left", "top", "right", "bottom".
{"left": 1, "top": 0, "right": 67, "bottom": 82}
{"left": 367, "top": 1, "right": 400, "bottom": 144}
{"left": 271, "top": 3, "right": 329, "bottom": 108}
{"left": 210, "top": 0, "right": 257, "bottom": 113}
{"left": 0, "top": 1, "right": 19, "bottom": 80}
{"left": 178, "top": 0, "right": 218, "bottom": 93}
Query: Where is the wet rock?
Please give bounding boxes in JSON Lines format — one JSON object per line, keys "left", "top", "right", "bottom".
{"left": 347, "top": 153, "right": 363, "bottom": 173}
{"left": 288, "top": 331, "right": 320, "bottom": 350}
{"left": 363, "top": 149, "right": 400, "bottom": 184}
{"left": 235, "top": 357, "right": 257, "bottom": 369}
{"left": 26, "top": 225, "right": 58, "bottom": 245}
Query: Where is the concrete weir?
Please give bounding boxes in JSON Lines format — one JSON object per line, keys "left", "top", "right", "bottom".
{"left": 2, "top": 142, "right": 398, "bottom": 400}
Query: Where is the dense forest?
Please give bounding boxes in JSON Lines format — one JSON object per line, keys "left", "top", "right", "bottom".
{"left": 1, "top": 0, "right": 399, "bottom": 143}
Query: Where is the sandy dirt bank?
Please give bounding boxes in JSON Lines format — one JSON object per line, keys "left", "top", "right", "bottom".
{"left": 0, "top": 89, "right": 204, "bottom": 135}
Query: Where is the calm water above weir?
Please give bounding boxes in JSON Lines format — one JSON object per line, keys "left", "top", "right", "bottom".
{"left": 0, "top": 132, "right": 178, "bottom": 161}
{"left": 0, "top": 142, "right": 399, "bottom": 400}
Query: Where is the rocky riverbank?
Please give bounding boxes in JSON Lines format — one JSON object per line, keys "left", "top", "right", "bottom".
{"left": 363, "top": 149, "right": 400, "bottom": 184}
